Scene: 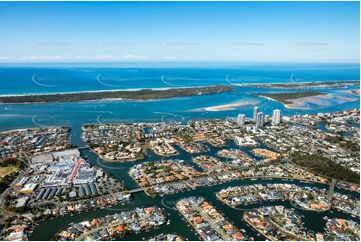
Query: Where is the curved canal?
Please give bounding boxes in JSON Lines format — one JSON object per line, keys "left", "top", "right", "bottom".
{"left": 29, "top": 124, "right": 359, "bottom": 241}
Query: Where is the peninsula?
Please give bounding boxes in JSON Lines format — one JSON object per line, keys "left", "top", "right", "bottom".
{"left": 256, "top": 92, "right": 323, "bottom": 105}
{"left": 242, "top": 80, "right": 359, "bottom": 89}
{"left": 0, "top": 86, "right": 233, "bottom": 104}
{"left": 256, "top": 91, "right": 357, "bottom": 109}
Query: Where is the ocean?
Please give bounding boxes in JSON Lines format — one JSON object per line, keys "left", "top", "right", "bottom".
{"left": 0, "top": 63, "right": 359, "bottom": 95}
{"left": 0, "top": 63, "right": 359, "bottom": 131}
{"left": 0, "top": 63, "right": 359, "bottom": 240}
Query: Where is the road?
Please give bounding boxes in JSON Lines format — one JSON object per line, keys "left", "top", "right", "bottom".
{"left": 191, "top": 204, "right": 230, "bottom": 241}
{"left": 268, "top": 217, "right": 309, "bottom": 241}
{"left": 75, "top": 220, "right": 124, "bottom": 241}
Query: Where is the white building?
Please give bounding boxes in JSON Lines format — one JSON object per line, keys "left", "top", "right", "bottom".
{"left": 237, "top": 114, "right": 246, "bottom": 126}
{"left": 253, "top": 106, "right": 259, "bottom": 122}
{"left": 256, "top": 112, "right": 265, "bottom": 127}
{"left": 265, "top": 115, "right": 270, "bottom": 123}
{"left": 272, "top": 109, "right": 282, "bottom": 125}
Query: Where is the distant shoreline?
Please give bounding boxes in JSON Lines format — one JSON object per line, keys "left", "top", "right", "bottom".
{"left": 0, "top": 85, "right": 233, "bottom": 104}
{"left": 0, "top": 86, "right": 207, "bottom": 97}
{"left": 256, "top": 91, "right": 358, "bottom": 109}
{"left": 255, "top": 92, "right": 324, "bottom": 104}
{"left": 239, "top": 80, "right": 359, "bottom": 89}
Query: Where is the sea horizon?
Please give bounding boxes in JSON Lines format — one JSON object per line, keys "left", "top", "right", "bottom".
{"left": 0, "top": 61, "right": 359, "bottom": 68}
{"left": 0, "top": 63, "right": 359, "bottom": 95}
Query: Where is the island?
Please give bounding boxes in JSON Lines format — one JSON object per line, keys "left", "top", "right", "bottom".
{"left": 256, "top": 92, "right": 323, "bottom": 104}
{"left": 256, "top": 91, "right": 357, "bottom": 109}
{"left": 0, "top": 85, "right": 234, "bottom": 104}
{"left": 242, "top": 80, "right": 359, "bottom": 89}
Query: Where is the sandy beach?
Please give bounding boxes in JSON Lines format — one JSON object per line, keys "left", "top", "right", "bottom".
{"left": 338, "top": 89, "right": 360, "bottom": 95}
{"left": 259, "top": 93, "right": 357, "bottom": 109}
{"left": 193, "top": 99, "right": 260, "bottom": 112}
{"left": 285, "top": 94, "right": 357, "bottom": 109}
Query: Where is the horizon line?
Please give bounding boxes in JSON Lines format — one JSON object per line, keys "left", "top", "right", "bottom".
{"left": 0, "top": 61, "right": 359, "bottom": 65}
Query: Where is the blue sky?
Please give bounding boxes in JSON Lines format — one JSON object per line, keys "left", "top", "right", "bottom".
{"left": 0, "top": 1, "right": 359, "bottom": 63}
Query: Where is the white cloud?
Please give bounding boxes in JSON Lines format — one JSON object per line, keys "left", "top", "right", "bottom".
{"left": 19, "top": 55, "right": 64, "bottom": 61}
{"left": 95, "top": 54, "right": 113, "bottom": 60}
{"left": 74, "top": 54, "right": 147, "bottom": 61}
{"left": 162, "top": 56, "right": 177, "bottom": 60}
{"left": 121, "top": 54, "right": 147, "bottom": 60}
{"left": 0, "top": 54, "right": 149, "bottom": 62}
{"left": 0, "top": 56, "right": 10, "bottom": 61}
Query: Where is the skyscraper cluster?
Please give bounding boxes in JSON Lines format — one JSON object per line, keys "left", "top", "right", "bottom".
{"left": 237, "top": 106, "right": 282, "bottom": 127}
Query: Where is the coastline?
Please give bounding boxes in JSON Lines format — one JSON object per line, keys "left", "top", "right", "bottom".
{"left": 192, "top": 99, "right": 261, "bottom": 112}
{"left": 0, "top": 86, "right": 211, "bottom": 97}
{"left": 338, "top": 89, "right": 360, "bottom": 95}
{"left": 256, "top": 92, "right": 357, "bottom": 110}
{"left": 238, "top": 80, "right": 360, "bottom": 88}
{"left": 0, "top": 85, "right": 233, "bottom": 104}
{"left": 258, "top": 95, "right": 310, "bottom": 110}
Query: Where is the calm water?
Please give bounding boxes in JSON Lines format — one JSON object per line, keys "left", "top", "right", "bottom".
{"left": 29, "top": 132, "right": 360, "bottom": 241}
{"left": 0, "top": 64, "right": 360, "bottom": 132}
{"left": 0, "top": 63, "right": 359, "bottom": 240}
{"left": 0, "top": 63, "right": 359, "bottom": 95}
